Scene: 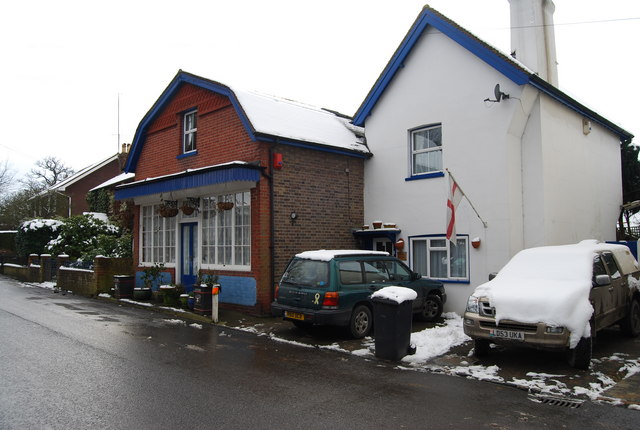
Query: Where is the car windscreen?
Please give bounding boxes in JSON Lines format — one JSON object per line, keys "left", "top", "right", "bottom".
{"left": 280, "top": 259, "right": 329, "bottom": 288}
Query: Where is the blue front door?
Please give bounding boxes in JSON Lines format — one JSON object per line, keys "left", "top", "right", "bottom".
{"left": 181, "top": 223, "right": 198, "bottom": 293}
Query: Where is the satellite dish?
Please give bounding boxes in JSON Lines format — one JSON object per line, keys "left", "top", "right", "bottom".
{"left": 494, "top": 84, "right": 502, "bottom": 102}
{"left": 484, "top": 83, "right": 510, "bottom": 103}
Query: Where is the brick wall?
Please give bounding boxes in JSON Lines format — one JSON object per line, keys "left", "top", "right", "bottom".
{"left": 66, "top": 157, "right": 124, "bottom": 216}
{"left": 135, "top": 84, "right": 262, "bottom": 179}
{"left": 129, "top": 83, "right": 365, "bottom": 315}
{"left": 271, "top": 145, "right": 365, "bottom": 280}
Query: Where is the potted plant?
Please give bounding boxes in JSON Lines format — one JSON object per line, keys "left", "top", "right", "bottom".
{"left": 180, "top": 293, "right": 190, "bottom": 308}
{"left": 136, "top": 263, "right": 165, "bottom": 300}
{"left": 159, "top": 284, "right": 179, "bottom": 306}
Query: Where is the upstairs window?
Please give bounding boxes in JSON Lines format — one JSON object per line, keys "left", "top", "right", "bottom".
{"left": 410, "top": 125, "right": 442, "bottom": 176}
{"left": 183, "top": 110, "right": 197, "bottom": 153}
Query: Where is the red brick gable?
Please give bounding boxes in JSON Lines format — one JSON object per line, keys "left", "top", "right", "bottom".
{"left": 135, "top": 83, "right": 264, "bottom": 180}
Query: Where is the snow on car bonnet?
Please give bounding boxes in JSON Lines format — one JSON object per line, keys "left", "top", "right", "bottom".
{"left": 371, "top": 286, "right": 418, "bottom": 304}
{"left": 472, "top": 242, "right": 618, "bottom": 348}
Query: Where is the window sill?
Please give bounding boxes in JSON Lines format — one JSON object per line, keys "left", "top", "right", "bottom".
{"left": 405, "top": 171, "right": 444, "bottom": 181}
{"left": 177, "top": 150, "right": 198, "bottom": 160}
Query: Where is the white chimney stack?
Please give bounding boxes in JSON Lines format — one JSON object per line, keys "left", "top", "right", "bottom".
{"left": 509, "top": 0, "right": 559, "bottom": 86}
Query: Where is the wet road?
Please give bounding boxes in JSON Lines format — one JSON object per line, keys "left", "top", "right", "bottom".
{"left": 1, "top": 275, "right": 638, "bottom": 429}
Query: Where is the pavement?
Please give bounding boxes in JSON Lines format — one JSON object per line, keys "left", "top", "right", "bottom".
{"left": 99, "top": 294, "right": 640, "bottom": 409}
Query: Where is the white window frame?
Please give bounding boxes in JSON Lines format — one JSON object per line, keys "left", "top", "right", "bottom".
{"left": 183, "top": 110, "right": 197, "bottom": 153}
{"left": 140, "top": 204, "right": 177, "bottom": 266}
{"left": 410, "top": 235, "right": 469, "bottom": 282}
{"left": 410, "top": 124, "right": 442, "bottom": 176}
{"left": 201, "top": 191, "right": 251, "bottom": 271}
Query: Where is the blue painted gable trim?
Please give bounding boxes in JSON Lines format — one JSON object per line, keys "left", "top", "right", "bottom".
{"left": 351, "top": 8, "right": 633, "bottom": 142}
{"left": 114, "top": 165, "right": 261, "bottom": 200}
{"left": 124, "top": 71, "right": 257, "bottom": 173}
{"left": 353, "top": 9, "right": 529, "bottom": 127}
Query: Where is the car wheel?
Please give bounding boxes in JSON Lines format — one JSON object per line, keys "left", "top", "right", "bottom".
{"left": 349, "top": 305, "right": 372, "bottom": 339}
{"left": 417, "top": 295, "right": 443, "bottom": 322}
{"left": 474, "top": 339, "right": 490, "bottom": 357}
{"left": 621, "top": 298, "right": 640, "bottom": 337}
{"left": 567, "top": 336, "right": 592, "bottom": 370}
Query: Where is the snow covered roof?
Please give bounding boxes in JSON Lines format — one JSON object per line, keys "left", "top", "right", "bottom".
{"left": 49, "top": 153, "right": 120, "bottom": 192}
{"left": 352, "top": 6, "right": 633, "bottom": 143}
{"left": 124, "top": 71, "right": 369, "bottom": 173}
{"left": 90, "top": 172, "right": 135, "bottom": 192}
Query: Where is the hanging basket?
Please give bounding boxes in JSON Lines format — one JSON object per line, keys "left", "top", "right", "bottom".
{"left": 181, "top": 205, "right": 195, "bottom": 215}
{"left": 159, "top": 200, "right": 178, "bottom": 217}
{"left": 217, "top": 201, "right": 235, "bottom": 211}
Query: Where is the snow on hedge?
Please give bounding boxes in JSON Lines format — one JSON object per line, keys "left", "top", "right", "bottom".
{"left": 20, "top": 219, "right": 63, "bottom": 232}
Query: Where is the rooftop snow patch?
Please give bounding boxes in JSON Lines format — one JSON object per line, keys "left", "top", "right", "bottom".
{"left": 232, "top": 88, "right": 368, "bottom": 153}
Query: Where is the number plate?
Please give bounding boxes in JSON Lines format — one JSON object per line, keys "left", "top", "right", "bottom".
{"left": 489, "top": 329, "right": 524, "bottom": 341}
{"left": 285, "top": 311, "right": 305, "bottom": 321}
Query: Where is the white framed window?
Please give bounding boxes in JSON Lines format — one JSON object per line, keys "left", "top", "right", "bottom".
{"left": 140, "top": 204, "right": 176, "bottom": 265}
{"left": 201, "top": 191, "right": 251, "bottom": 270}
{"left": 411, "top": 235, "right": 468, "bottom": 281}
{"left": 183, "top": 110, "right": 197, "bottom": 153}
{"left": 410, "top": 124, "right": 442, "bottom": 176}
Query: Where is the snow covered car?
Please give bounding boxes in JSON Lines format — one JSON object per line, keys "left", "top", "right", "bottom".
{"left": 271, "top": 250, "right": 446, "bottom": 338}
{"left": 463, "top": 241, "right": 640, "bottom": 369}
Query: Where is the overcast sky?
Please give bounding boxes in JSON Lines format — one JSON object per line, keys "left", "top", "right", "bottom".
{"left": 1, "top": 0, "right": 638, "bottom": 182}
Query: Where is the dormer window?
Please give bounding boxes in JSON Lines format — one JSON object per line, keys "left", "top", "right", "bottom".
{"left": 183, "top": 110, "right": 197, "bottom": 153}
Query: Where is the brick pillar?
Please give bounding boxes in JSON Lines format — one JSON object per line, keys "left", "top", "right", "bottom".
{"left": 28, "top": 254, "right": 39, "bottom": 266}
{"left": 94, "top": 256, "right": 113, "bottom": 295}
{"left": 28, "top": 254, "right": 40, "bottom": 283}
{"left": 40, "top": 254, "right": 51, "bottom": 282}
{"left": 57, "top": 255, "right": 69, "bottom": 282}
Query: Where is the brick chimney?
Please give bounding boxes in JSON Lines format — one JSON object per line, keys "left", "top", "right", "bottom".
{"left": 509, "top": 0, "right": 558, "bottom": 86}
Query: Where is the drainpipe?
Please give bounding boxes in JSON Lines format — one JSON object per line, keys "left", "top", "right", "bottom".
{"left": 260, "top": 146, "right": 276, "bottom": 306}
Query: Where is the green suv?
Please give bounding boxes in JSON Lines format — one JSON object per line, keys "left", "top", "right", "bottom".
{"left": 271, "top": 250, "right": 446, "bottom": 338}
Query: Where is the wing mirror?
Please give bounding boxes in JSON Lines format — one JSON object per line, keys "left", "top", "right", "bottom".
{"left": 593, "top": 274, "right": 611, "bottom": 287}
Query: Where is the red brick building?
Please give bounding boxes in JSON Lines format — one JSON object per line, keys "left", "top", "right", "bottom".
{"left": 39, "top": 152, "right": 128, "bottom": 218}
{"left": 115, "top": 71, "right": 369, "bottom": 314}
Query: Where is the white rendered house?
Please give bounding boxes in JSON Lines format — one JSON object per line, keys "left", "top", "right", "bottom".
{"left": 352, "top": 2, "right": 634, "bottom": 313}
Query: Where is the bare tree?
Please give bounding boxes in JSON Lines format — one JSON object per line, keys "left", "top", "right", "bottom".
{"left": 23, "top": 156, "right": 75, "bottom": 193}
{"left": 0, "top": 160, "right": 16, "bottom": 196}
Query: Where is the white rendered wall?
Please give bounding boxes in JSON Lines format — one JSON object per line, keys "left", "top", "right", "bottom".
{"left": 363, "top": 29, "right": 523, "bottom": 314}
{"left": 362, "top": 27, "right": 623, "bottom": 314}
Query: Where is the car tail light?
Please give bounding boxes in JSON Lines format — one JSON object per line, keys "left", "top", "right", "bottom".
{"left": 274, "top": 284, "right": 279, "bottom": 300}
{"left": 322, "top": 292, "right": 339, "bottom": 309}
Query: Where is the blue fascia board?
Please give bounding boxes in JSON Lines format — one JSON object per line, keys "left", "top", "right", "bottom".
{"left": 124, "top": 71, "right": 257, "bottom": 173}
{"left": 114, "top": 165, "right": 261, "bottom": 200}
{"left": 352, "top": 9, "right": 530, "bottom": 127}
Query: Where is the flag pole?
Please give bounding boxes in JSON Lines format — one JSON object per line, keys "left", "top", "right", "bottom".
{"left": 446, "top": 168, "right": 488, "bottom": 228}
